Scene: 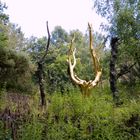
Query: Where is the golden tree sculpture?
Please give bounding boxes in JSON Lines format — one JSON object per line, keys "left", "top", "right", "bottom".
{"left": 68, "top": 23, "right": 102, "bottom": 96}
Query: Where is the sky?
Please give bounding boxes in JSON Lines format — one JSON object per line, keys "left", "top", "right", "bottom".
{"left": 3, "top": 0, "right": 106, "bottom": 38}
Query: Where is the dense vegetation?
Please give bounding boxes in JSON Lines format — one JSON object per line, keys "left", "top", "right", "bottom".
{"left": 0, "top": 0, "right": 140, "bottom": 139}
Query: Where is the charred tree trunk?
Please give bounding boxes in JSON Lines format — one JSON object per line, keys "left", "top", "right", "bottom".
{"left": 37, "top": 62, "right": 46, "bottom": 105}
{"left": 36, "top": 21, "right": 50, "bottom": 106}
{"left": 109, "top": 37, "right": 119, "bottom": 103}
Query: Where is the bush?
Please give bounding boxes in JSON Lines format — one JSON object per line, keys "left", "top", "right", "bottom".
{"left": 0, "top": 87, "right": 140, "bottom": 140}
{"left": 0, "top": 47, "right": 35, "bottom": 93}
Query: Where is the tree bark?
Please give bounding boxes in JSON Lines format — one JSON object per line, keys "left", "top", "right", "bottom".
{"left": 109, "top": 37, "right": 119, "bottom": 102}
{"left": 37, "top": 62, "right": 46, "bottom": 106}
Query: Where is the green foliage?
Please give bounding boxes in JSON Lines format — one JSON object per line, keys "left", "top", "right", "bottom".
{"left": 51, "top": 26, "right": 69, "bottom": 46}
{"left": 0, "top": 1, "right": 34, "bottom": 93}
{"left": 0, "top": 86, "right": 140, "bottom": 140}
{"left": 20, "top": 119, "right": 44, "bottom": 140}
{"left": 25, "top": 36, "right": 48, "bottom": 62}
{"left": 43, "top": 89, "right": 140, "bottom": 140}
{"left": 0, "top": 47, "right": 34, "bottom": 93}
{"left": 0, "top": 1, "right": 140, "bottom": 139}
{"left": 0, "top": 24, "right": 8, "bottom": 48}
{"left": 93, "top": 0, "right": 140, "bottom": 88}
{"left": 0, "top": 1, "right": 9, "bottom": 24}
{"left": 6, "top": 23, "right": 26, "bottom": 50}
{"left": 25, "top": 25, "right": 106, "bottom": 94}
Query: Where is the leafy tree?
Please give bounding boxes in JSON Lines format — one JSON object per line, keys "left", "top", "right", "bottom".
{"left": 6, "top": 23, "right": 25, "bottom": 50}
{"left": 51, "top": 26, "right": 69, "bottom": 46}
{"left": 93, "top": 0, "right": 140, "bottom": 101}
{"left": 0, "top": 2, "right": 25, "bottom": 51}
{"left": 0, "top": 2, "right": 34, "bottom": 93}
{"left": 0, "top": 45, "right": 34, "bottom": 92}
{"left": 0, "top": 1, "right": 9, "bottom": 48}
{"left": 0, "top": 24, "right": 8, "bottom": 48}
{"left": 0, "top": 1, "right": 9, "bottom": 24}
{"left": 93, "top": 0, "right": 140, "bottom": 70}
{"left": 25, "top": 36, "right": 48, "bottom": 62}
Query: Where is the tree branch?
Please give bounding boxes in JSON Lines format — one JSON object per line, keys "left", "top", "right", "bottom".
{"left": 67, "top": 23, "right": 102, "bottom": 95}
{"left": 88, "top": 23, "right": 102, "bottom": 88}
{"left": 40, "top": 21, "right": 50, "bottom": 63}
{"left": 68, "top": 36, "right": 85, "bottom": 85}
{"left": 117, "top": 62, "right": 137, "bottom": 79}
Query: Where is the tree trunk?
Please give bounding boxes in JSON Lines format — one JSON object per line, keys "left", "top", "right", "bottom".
{"left": 36, "top": 21, "right": 50, "bottom": 106}
{"left": 37, "top": 62, "right": 46, "bottom": 106}
{"left": 109, "top": 37, "right": 119, "bottom": 103}
{"left": 80, "top": 86, "right": 92, "bottom": 97}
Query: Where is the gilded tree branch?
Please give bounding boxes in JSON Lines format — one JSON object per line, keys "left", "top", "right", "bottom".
{"left": 67, "top": 23, "right": 102, "bottom": 96}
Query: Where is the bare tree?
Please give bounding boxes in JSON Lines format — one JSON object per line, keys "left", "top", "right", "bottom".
{"left": 67, "top": 23, "right": 102, "bottom": 96}
{"left": 36, "top": 21, "right": 50, "bottom": 106}
{"left": 109, "top": 37, "right": 119, "bottom": 103}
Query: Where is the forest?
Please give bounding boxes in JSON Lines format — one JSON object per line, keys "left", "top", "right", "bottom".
{"left": 0, "top": 0, "right": 140, "bottom": 139}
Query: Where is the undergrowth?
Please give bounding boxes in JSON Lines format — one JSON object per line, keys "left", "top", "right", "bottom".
{"left": 0, "top": 86, "right": 140, "bottom": 140}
